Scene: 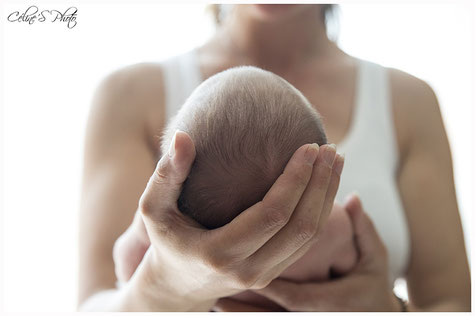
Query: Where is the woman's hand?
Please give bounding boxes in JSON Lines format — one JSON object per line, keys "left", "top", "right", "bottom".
{"left": 214, "top": 195, "right": 402, "bottom": 312}
{"left": 115, "top": 130, "right": 344, "bottom": 311}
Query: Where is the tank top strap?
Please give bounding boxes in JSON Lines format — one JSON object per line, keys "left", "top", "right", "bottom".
{"left": 343, "top": 59, "right": 399, "bottom": 168}
{"left": 336, "top": 60, "right": 409, "bottom": 283}
{"left": 160, "top": 49, "right": 203, "bottom": 121}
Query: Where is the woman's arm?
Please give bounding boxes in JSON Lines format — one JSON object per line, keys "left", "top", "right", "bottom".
{"left": 79, "top": 63, "right": 345, "bottom": 311}
{"left": 391, "top": 69, "right": 471, "bottom": 311}
{"left": 79, "top": 62, "right": 166, "bottom": 307}
{"left": 214, "top": 195, "right": 402, "bottom": 312}
{"left": 81, "top": 130, "right": 343, "bottom": 311}
{"left": 213, "top": 70, "right": 471, "bottom": 313}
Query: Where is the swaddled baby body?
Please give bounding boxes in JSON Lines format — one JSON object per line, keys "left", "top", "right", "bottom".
{"left": 161, "top": 66, "right": 357, "bottom": 311}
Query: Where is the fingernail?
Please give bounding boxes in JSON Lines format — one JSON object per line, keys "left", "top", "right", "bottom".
{"left": 333, "top": 153, "right": 345, "bottom": 176}
{"left": 323, "top": 144, "right": 337, "bottom": 166}
{"left": 304, "top": 143, "right": 319, "bottom": 164}
{"left": 333, "top": 154, "right": 344, "bottom": 175}
{"left": 168, "top": 130, "right": 178, "bottom": 158}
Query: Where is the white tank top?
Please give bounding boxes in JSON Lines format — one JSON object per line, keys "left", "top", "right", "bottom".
{"left": 160, "top": 49, "right": 410, "bottom": 284}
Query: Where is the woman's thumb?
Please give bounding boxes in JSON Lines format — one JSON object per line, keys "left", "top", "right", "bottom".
{"left": 344, "top": 194, "right": 387, "bottom": 267}
{"left": 139, "top": 130, "right": 196, "bottom": 220}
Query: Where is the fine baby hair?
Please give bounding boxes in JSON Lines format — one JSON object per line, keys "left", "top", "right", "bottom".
{"left": 161, "top": 66, "right": 327, "bottom": 229}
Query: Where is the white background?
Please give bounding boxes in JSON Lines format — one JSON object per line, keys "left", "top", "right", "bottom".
{"left": 1, "top": 1, "right": 473, "bottom": 312}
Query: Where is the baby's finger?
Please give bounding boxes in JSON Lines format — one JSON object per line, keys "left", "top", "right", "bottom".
{"left": 208, "top": 143, "right": 319, "bottom": 258}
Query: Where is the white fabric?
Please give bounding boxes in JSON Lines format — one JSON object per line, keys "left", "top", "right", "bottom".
{"left": 161, "top": 50, "right": 203, "bottom": 120}
{"left": 159, "top": 49, "right": 410, "bottom": 284}
{"left": 335, "top": 60, "right": 410, "bottom": 283}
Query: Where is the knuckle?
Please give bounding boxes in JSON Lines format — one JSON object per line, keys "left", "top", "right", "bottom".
{"left": 205, "top": 257, "right": 260, "bottom": 290}
{"left": 151, "top": 157, "right": 174, "bottom": 186}
{"left": 152, "top": 167, "right": 170, "bottom": 186}
{"left": 138, "top": 198, "right": 153, "bottom": 217}
{"left": 202, "top": 249, "right": 233, "bottom": 273}
{"left": 295, "top": 219, "right": 318, "bottom": 244}
{"left": 317, "top": 158, "right": 333, "bottom": 173}
{"left": 140, "top": 206, "right": 175, "bottom": 237}
{"left": 315, "top": 164, "right": 332, "bottom": 185}
{"left": 232, "top": 271, "right": 258, "bottom": 289}
{"left": 293, "top": 164, "right": 312, "bottom": 187}
{"left": 138, "top": 185, "right": 158, "bottom": 218}
{"left": 262, "top": 203, "right": 291, "bottom": 229}
{"left": 250, "top": 277, "right": 272, "bottom": 290}
{"left": 203, "top": 253, "right": 226, "bottom": 272}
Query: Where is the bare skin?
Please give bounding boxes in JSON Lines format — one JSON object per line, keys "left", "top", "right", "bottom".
{"left": 78, "top": 4, "right": 470, "bottom": 311}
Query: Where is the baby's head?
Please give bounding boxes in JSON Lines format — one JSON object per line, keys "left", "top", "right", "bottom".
{"left": 161, "top": 66, "right": 327, "bottom": 229}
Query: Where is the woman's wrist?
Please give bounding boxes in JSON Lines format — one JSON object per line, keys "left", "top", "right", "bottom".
{"left": 119, "top": 252, "right": 217, "bottom": 311}
{"left": 119, "top": 276, "right": 198, "bottom": 311}
{"left": 118, "top": 271, "right": 185, "bottom": 311}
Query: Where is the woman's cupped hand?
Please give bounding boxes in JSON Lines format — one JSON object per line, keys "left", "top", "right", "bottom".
{"left": 112, "top": 130, "right": 344, "bottom": 311}
{"left": 214, "top": 195, "right": 402, "bottom": 312}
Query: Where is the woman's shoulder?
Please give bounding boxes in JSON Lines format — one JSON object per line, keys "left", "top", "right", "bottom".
{"left": 90, "top": 62, "right": 167, "bottom": 151}
{"left": 384, "top": 65, "right": 443, "bottom": 159}
{"left": 95, "top": 62, "right": 166, "bottom": 117}
{"left": 387, "top": 67, "right": 438, "bottom": 109}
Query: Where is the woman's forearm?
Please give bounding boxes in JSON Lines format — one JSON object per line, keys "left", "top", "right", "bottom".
{"left": 78, "top": 288, "right": 127, "bottom": 312}
{"left": 79, "top": 247, "right": 218, "bottom": 312}
{"left": 78, "top": 280, "right": 217, "bottom": 312}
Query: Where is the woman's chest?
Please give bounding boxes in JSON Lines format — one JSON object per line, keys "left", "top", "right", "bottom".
{"left": 296, "top": 82, "right": 355, "bottom": 145}
{"left": 269, "top": 60, "right": 359, "bottom": 145}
